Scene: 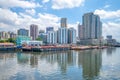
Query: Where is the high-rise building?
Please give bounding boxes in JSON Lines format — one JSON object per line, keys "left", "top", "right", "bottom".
{"left": 8, "top": 32, "right": 17, "bottom": 38}
{"left": 82, "top": 12, "right": 102, "bottom": 39}
{"left": 107, "top": 35, "right": 112, "bottom": 40}
{"left": 47, "top": 31, "right": 57, "bottom": 44}
{"left": 30, "top": 24, "right": 38, "bottom": 40}
{"left": 46, "top": 27, "right": 54, "bottom": 33}
{"left": 58, "top": 27, "right": 68, "bottom": 44}
{"left": 17, "top": 29, "right": 29, "bottom": 36}
{"left": 0, "top": 31, "right": 10, "bottom": 39}
{"left": 78, "top": 23, "right": 84, "bottom": 40}
{"left": 39, "top": 30, "right": 45, "bottom": 34}
{"left": 68, "top": 28, "right": 76, "bottom": 44}
{"left": 61, "top": 18, "right": 67, "bottom": 28}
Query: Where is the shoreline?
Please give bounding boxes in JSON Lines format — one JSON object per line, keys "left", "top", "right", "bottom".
{"left": 0, "top": 45, "right": 111, "bottom": 52}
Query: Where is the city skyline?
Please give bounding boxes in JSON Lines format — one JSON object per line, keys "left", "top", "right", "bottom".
{"left": 0, "top": 0, "right": 120, "bottom": 41}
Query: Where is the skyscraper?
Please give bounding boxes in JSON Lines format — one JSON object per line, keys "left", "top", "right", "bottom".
{"left": 47, "top": 31, "right": 57, "bottom": 44}
{"left": 68, "top": 28, "right": 76, "bottom": 44}
{"left": 58, "top": 27, "right": 68, "bottom": 44}
{"left": 78, "top": 23, "right": 84, "bottom": 40}
{"left": 30, "top": 24, "right": 38, "bottom": 40}
{"left": 82, "top": 12, "right": 102, "bottom": 39}
{"left": 46, "top": 27, "right": 54, "bottom": 33}
{"left": 61, "top": 18, "right": 67, "bottom": 28}
{"left": 17, "top": 29, "right": 29, "bottom": 36}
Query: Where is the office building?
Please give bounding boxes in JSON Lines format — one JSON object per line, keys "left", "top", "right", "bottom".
{"left": 39, "top": 30, "right": 45, "bottom": 34}
{"left": 68, "top": 28, "right": 76, "bottom": 44}
{"left": 82, "top": 12, "right": 102, "bottom": 39}
{"left": 16, "top": 36, "right": 31, "bottom": 46}
{"left": 80, "top": 12, "right": 102, "bottom": 45}
{"left": 30, "top": 24, "right": 38, "bottom": 40}
{"left": 46, "top": 27, "right": 54, "bottom": 33}
{"left": 47, "top": 31, "right": 57, "bottom": 44}
{"left": 0, "top": 31, "right": 10, "bottom": 40}
{"left": 61, "top": 18, "right": 67, "bottom": 28}
{"left": 58, "top": 27, "right": 68, "bottom": 44}
{"left": 17, "top": 29, "right": 29, "bottom": 36}
{"left": 107, "top": 35, "right": 112, "bottom": 40}
{"left": 78, "top": 23, "right": 84, "bottom": 40}
{"left": 8, "top": 32, "right": 17, "bottom": 39}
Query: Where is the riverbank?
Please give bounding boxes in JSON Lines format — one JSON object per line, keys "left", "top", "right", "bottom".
{"left": 0, "top": 45, "right": 109, "bottom": 52}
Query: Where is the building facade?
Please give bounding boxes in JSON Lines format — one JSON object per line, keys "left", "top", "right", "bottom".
{"left": 30, "top": 24, "right": 38, "bottom": 40}
{"left": 78, "top": 23, "right": 84, "bottom": 40}
{"left": 17, "top": 29, "right": 29, "bottom": 36}
{"left": 82, "top": 12, "right": 102, "bottom": 39}
{"left": 68, "top": 28, "right": 76, "bottom": 44}
{"left": 61, "top": 18, "right": 67, "bottom": 28}
{"left": 46, "top": 27, "right": 54, "bottom": 33}
{"left": 0, "top": 31, "right": 10, "bottom": 40}
{"left": 58, "top": 27, "right": 68, "bottom": 44}
{"left": 16, "top": 36, "right": 31, "bottom": 46}
{"left": 47, "top": 31, "right": 57, "bottom": 44}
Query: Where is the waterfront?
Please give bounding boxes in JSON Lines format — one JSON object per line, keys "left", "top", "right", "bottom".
{"left": 0, "top": 48, "right": 120, "bottom": 80}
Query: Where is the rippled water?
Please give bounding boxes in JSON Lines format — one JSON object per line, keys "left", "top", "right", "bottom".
{"left": 0, "top": 48, "right": 120, "bottom": 80}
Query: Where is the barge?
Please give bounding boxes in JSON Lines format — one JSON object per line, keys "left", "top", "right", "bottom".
{"left": 22, "top": 46, "right": 70, "bottom": 52}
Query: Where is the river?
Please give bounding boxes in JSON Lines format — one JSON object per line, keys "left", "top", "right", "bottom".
{"left": 0, "top": 48, "right": 120, "bottom": 80}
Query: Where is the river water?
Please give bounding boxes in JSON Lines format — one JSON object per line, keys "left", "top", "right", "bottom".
{"left": 0, "top": 48, "right": 120, "bottom": 80}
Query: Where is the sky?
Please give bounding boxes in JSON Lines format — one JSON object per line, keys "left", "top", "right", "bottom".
{"left": 0, "top": 0, "right": 120, "bottom": 41}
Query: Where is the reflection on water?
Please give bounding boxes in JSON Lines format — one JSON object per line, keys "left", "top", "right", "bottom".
{"left": 0, "top": 48, "right": 120, "bottom": 80}
{"left": 106, "top": 47, "right": 116, "bottom": 56}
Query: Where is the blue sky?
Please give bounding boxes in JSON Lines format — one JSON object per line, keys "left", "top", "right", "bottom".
{"left": 0, "top": 0, "right": 120, "bottom": 41}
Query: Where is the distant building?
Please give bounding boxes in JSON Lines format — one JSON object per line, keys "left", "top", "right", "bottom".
{"left": 38, "top": 33, "right": 47, "bottom": 44}
{"left": 8, "top": 32, "right": 17, "bottom": 39}
{"left": 0, "top": 31, "right": 10, "bottom": 40}
{"left": 46, "top": 27, "right": 54, "bottom": 33}
{"left": 78, "top": 23, "right": 84, "bottom": 40}
{"left": 106, "top": 35, "right": 112, "bottom": 40}
{"left": 17, "top": 29, "right": 29, "bottom": 36}
{"left": 68, "top": 28, "right": 76, "bottom": 44}
{"left": 58, "top": 27, "right": 68, "bottom": 44}
{"left": 39, "top": 30, "right": 45, "bottom": 34}
{"left": 61, "top": 18, "right": 67, "bottom": 28}
{"left": 16, "top": 36, "right": 31, "bottom": 46}
{"left": 106, "top": 35, "right": 117, "bottom": 45}
{"left": 30, "top": 24, "right": 38, "bottom": 40}
{"left": 47, "top": 31, "right": 57, "bottom": 44}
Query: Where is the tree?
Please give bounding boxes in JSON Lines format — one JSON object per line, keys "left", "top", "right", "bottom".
{"left": 36, "top": 37, "right": 42, "bottom": 41}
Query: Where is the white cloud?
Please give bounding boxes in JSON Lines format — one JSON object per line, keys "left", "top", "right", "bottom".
{"left": 103, "top": 22, "right": 120, "bottom": 41}
{"left": 25, "top": 9, "right": 36, "bottom": 16}
{"left": 0, "top": 8, "right": 60, "bottom": 33}
{"left": 0, "top": 8, "right": 19, "bottom": 26}
{"left": 94, "top": 9, "right": 120, "bottom": 41}
{"left": 42, "top": 0, "right": 50, "bottom": 3}
{"left": 94, "top": 9, "right": 120, "bottom": 19}
{"left": 0, "top": 0, "right": 41, "bottom": 8}
{"left": 104, "top": 5, "right": 110, "bottom": 8}
{"left": 51, "top": 0, "right": 84, "bottom": 9}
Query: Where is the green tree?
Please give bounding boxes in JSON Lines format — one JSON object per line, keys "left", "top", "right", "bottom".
{"left": 36, "top": 37, "right": 42, "bottom": 41}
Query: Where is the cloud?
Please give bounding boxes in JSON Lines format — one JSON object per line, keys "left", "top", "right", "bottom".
{"left": 0, "top": 8, "right": 19, "bottom": 26}
{"left": 51, "top": 0, "right": 84, "bottom": 9}
{"left": 0, "top": 0, "right": 41, "bottom": 8}
{"left": 25, "top": 9, "right": 36, "bottom": 16}
{"left": 0, "top": 8, "right": 60, "bottom": 33}
{"left": 94, "top": 9, "right": 120, "bottom": 41}
{"left": 104, "top": 5, "right": 110, "bottom": 8}
{"left": 103, "top": 22, "right": 120, "bottom": 41}
{"left": 94, "top": 9, "right": 120, "bottom": 19}
{"left": 42, "top": 0, "right": 50, "bottom": 3}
